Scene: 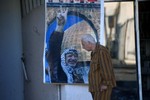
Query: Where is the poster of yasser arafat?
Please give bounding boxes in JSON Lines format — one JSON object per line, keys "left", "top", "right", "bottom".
{"left": 44, "top": 0, "right": 102, "bottom": 84}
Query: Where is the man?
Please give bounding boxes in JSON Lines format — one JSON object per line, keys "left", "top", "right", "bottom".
{"left": 81, "top": 34, "right": 116, "bottom": 100}
{"left": 61, "top": 48, "right": 87, "bottom": 83}
{"left": 65, "top": 49, "right": 78, "bottom": 67}
{"left": 46, "top": 7, "right": 68, "bottom": 82}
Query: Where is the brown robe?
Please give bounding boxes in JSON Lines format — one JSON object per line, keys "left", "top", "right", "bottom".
{"left": 89, "top": 43, "right": 116, "bottom": 100}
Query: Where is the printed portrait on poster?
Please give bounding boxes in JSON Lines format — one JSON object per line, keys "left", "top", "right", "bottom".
{"left": 44, "top": 0, "right": 101, "bottom": 84}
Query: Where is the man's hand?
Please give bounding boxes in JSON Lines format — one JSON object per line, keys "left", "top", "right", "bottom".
{"left": 100, "top": 84, "right": 107, "bottom": 91}
{"left": 56, "top": 6, "right": 68, "bottom": 32}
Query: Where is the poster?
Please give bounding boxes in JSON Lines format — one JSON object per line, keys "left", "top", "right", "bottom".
{"left": 44, "top": 0, "right": 102, "bottom": 84}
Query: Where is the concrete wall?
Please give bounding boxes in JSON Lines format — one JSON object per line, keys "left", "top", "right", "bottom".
{"left": 22, "top": 5, "right": 59, "bottom": 100}
{"left": 61, "top": 85, "right": 92, "bottom": 100}
{"left": 0, "top": 0, "right": 24, "bottom": 100}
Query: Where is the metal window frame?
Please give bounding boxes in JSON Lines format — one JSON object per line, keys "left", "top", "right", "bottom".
{"left": 104, "top": 0, "right": 143, "bottom": 100}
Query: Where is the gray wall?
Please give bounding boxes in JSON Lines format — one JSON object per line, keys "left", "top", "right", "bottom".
{"left": 0, "top": 0, "right": 24, "bottom": 100}
{"left": 22, "top": 5, "right": 58, "bottom": 100}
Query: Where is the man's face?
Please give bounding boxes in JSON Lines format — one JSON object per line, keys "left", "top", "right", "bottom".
{"left": 65, "top": 53, "right": 78, "bottom": 67}
{"left": 81, "top": 41, "right": 92, "bottom": 51}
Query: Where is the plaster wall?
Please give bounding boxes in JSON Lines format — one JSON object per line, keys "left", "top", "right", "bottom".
{"left": 22, "top": 5, "right": 58, "bottom": 100}
{"left": 0, "top": 0, "right": 24, "bottom": 100}
{"left": 61, "top": 85, "right": 92, "bottom": 100}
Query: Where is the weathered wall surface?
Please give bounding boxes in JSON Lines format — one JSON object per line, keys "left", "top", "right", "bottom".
{"left": 0, "top": 0, "right": 24, "bottom": 100}
{"left": 22, "top": 5, "right": 59, "bottom": 100}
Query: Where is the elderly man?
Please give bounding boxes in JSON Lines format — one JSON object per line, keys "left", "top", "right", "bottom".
{"left": 81, "top": 34, "right": 116, "bottom": 100}
{"left": 61, "top": 48, "right": 89, "bottom": 83}
{"left": 46, "top": 7, "right": 68, "bottom": 83}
